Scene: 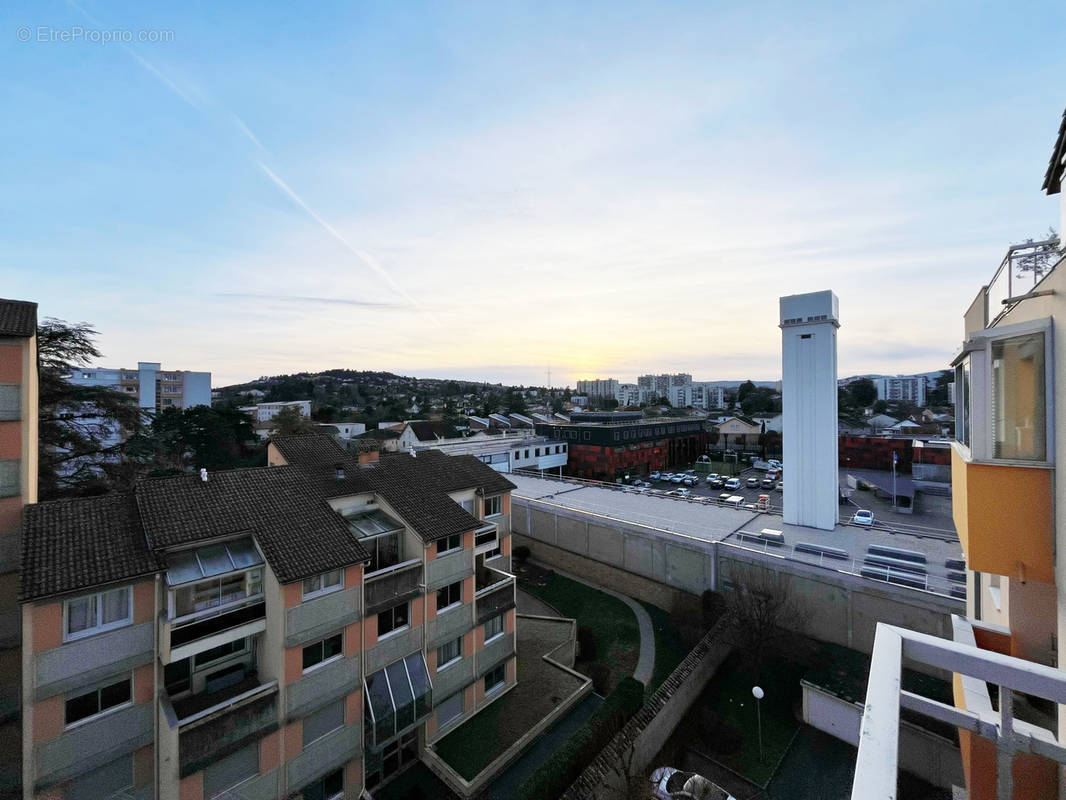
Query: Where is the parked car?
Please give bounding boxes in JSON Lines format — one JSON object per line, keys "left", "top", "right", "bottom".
{"left": 671, "top": 475, "right": 684, "bottom": 484}
{"left": 766, "top": 459, "right": 783, "bottom": 470}
{"left": 761, "top": 478, "right": 775, "bottom": 489}
{"left": 766, "top": 470, "right": 779, "bottom": 482}
{"left": 660, "top": 472, "right": 673, "bottom": 482}
{"left": 724, "top": 478, "right": 741, "bottom": 490}
{"left": 746, "top": 477, "right": 759, "bottom": 488}
{"left": 775, "top": 481, "right": 784, "bottom": 491}
{"left": 705, "top": 473, "right": 720, "bottom": 482}
{"left": 682, "top": 477, "right": 697, "bottom": 487}
{"left": 708, "top": 477, "right": 724, "bottom": 489}
{"left": 852, "top": 509, "right": 875, "bottom": 526}
{"left": 650, "top": 471, "right": 661, "bottom": 480}
{"left": 675, "top": 488, "right": 691, "bottom": 497}
{"left": 684, "top": 469, "right": 697, "bottom": 476}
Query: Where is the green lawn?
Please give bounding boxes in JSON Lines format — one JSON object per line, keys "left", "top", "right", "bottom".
{"left": 700, "top": 654, "right": 804, "bottom": 786}
{"left": 434, "top": 699, "right": 507, "bottom": 780}
{"left": 519, "top": 573, "right": 640, "bottom": 692}
{"left": 639, "top": 601, "right": 689, "bottom": 695}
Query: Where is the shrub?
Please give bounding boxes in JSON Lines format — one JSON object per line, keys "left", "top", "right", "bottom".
{"left": 512, "top": 544, "right": 531, "bottom": 564}
{"left": 576, "top": 626, "right": 597, "bottom": 661}
{"left": 518, "top": 677, "right": 644, "bottom": 800}
{"left": 588, "top": 662, "right": 611, "bottom": 695}
{"left": 701, "top": 589, "right": 726, "bottom": 630}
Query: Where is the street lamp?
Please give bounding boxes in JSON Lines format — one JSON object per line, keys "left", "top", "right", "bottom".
{"left": 752, "top": 685, "right": 764, "bottom": 761}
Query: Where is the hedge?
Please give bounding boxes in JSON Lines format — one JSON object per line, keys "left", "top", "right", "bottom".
{"left": 518, "top": 676, "right": 644, "bottom": 800}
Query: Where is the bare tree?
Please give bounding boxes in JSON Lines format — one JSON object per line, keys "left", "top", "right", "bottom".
{"left": 1014, "top": 227, "right": 1060, "bottom": 281}
{"left": 720, "top": 562, "right": 808, "bottom": 678}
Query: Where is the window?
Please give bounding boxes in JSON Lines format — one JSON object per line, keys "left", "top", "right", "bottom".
{"left": 534, "top": 448, "right": 540, "bottom": 457}
{"left": 302, "top": 569, "right": 343, "bottom": 600}
{"left": 345, "top": 509, "right": 405, "bottom": 572}
{"left": 301, "top": 768, "right": 343, "bottom": 800}
{"left": 436, "top": 534, "right": 462, "bottom": 555}
{"left": 167, "top": 538, "right": 264, "bottom": 623}
{"left": 484, "top": 613, "right": 504, "bottom": 642}
{"left": 484, "top": 663, "right": 505, "bottom": 693}
{"left": 377, "top": 603, "right": 409, "bottom": 637}
{"left": 203, "top": 742, "right": 258, "bottom": 799}
{"left": 991, "top": 332, "right": 1046, "bottom": 461}
{"left": 955, "top": 356, "right": 972, "bottom": 448}
{"left": 65, "top": 676, "right": 132, "bottom": 726}
{"left": 436, "top": 692, "right": 463, "bottom": 726}
{"left": 437, "top": 582, "right": 461, "bottom": 612}
{"left": 303, "top": 632, "right": 343, "bottom": 672}
{"left": 194, "top": 638, "right": 247, "bottom": 669}
{"left": 437, "top": 637, "right": 461, "bottom": 669}
{"left": 365, "top": 533, "right": 403, "bottom": 573}
{"left": 302, "top": 700, "right": 345, "bottom": 747}
{"left": 364, "top": 654, "right": 432, "bottom": 748}
{"left": 484, "top": 496, "right": 502, "bottom": 517}
{"left": 65, "top": 586, "right": 132, "bottom": 641}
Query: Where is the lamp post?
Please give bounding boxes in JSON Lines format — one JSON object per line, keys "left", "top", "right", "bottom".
{"left": 752, "top": 686, "right": 764, "bottom": 761}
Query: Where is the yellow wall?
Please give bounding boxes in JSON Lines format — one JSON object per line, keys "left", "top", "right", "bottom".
{"left": 952, "top": 446, "right": 1053, "bottom": 584}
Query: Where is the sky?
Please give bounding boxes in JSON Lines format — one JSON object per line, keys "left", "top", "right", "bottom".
{"left": 1, "top": 1, "right": 1063, "bottom": 388}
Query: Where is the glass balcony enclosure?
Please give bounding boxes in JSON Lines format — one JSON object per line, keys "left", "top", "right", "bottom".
{"left": 345, "top": 509, "right": 406, "bottom": 574}
{"left": 364, "top": 653, "right": 432, "bottom": 748}
{"left": 166, "top": 538, "right": 264, "bottom": 626}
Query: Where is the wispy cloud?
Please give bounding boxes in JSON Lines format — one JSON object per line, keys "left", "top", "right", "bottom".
{"left": 215, "top": 292, "right": 411, "bottom": 309}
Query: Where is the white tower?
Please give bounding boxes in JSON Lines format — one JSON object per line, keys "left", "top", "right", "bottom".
{"left": 780, "top": 290, "right": 839, "bottom": 531}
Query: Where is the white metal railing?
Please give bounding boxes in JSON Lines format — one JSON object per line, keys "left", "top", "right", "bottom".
{"left": 852, "top": 618, "right": 1066, "bottom": 800}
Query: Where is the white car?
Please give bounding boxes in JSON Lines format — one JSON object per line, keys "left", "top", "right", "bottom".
{"left": 650, "top": 471, "right": 661, "bottom": 480}
{"left": 852, "top": 509, "right": 875, "bottom": 526}
{"left": 675, "top": 487, "right": 691, "bottom": 497}
{"left": 671, "top": 475, "right": 684, "bottom": 484}
{"left": 724, "top": 478, "right": 741, "bottom": 490}
{"left": 652, "top": 767, "right": 734, "bottom": 800}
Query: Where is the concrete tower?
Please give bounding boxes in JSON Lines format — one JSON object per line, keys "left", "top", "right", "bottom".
{"left": 780, "top": 290, "right": 839, "bottom": 531}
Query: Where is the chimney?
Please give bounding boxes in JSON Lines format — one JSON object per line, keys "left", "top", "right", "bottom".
{"left": 334, "top": 462, "right": 345, "bottom": 481}
{"left": 356, "top": 440, "right": 381, "bottom": 466}
{"left": 200, "top": 468, "right": 208, "bottom": 483}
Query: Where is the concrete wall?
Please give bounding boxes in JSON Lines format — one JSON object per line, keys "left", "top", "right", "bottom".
{"left": 514, "top": 496, "right": 961, "bottom": 658}
{"left": 802, "top": 682, "right": 964, "bottom": 789}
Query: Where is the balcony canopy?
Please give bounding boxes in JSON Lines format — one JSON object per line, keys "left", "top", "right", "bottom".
{"left": 345, "top": 508, "right": 404, "bottom": 539}
{"left": 166, "top": 537, "right": 263, "bottom": 587}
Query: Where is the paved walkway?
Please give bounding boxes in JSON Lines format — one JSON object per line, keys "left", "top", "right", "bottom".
{"left": 528, "top": 560, "right": 656, "bottom": 687}
{"left": 516, "top": 588, "right": 563, "bottom": 618}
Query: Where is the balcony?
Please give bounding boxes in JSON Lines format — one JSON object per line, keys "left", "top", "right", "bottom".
{"left": 850, "top": 617, "right": 1066, "bottom": 800}
{"left": 476, "top": 631, "right": 515, "bottom": 679}
{"left": 163, "top": 674, "right": 280, "bottom": 778}
{"left": 951, "top": 445, "right": 1054, "bottom": 583}
{"left": 474, "top": 521, "right": 499, "bottom": 555}
{"left": 433, "top": 656, "right": 475, "bottom": 701}
{"left": 163, "top": 600, "right": 267, "bottom": 664}
{"left": 364, "top": 559, "right": 422, "bottom": 617}
{"left": 285, "top": 586, "right": 361, "bottom": 648}
{"left": 426, "top": 602, "right": 474, "bottom": 651}
{"left": 34, "top": 702, "right": 153, "bottom": 790}
{"left": 475, "top": 567, "right": 515, "bottom": 626}
{"left": 35, "top": 621, "right": 154, "bottom": 701}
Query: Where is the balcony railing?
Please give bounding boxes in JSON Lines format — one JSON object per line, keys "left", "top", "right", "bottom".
{"left": 169, "top": 600, "right": 266, "bottom": 650}
{"left": 364, "top": 559, "right": 422, "bottom": 617}
{"left": 851, "top": 617, "right": 1066, "bottom": 800}
{"left": 475, "top": 563, "right": 513, "bottom": 594}
{"left": 985, "top": 238, "right": 1061, "bottom": 326}
{"left": 475, "top": 576, "right": 516, "bottom": 626}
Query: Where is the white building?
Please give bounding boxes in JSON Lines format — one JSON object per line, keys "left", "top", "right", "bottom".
{"left": 873, "top": 374, "right": 927, "bottom": 406}
{"left": 669, "top": 382, "right": 725, "bottom": 410}
{"left": 68, "top": 361, "right": 211, "bottom": 411}
{"left": 239, "top": 400, "right": 312, "bottom": 423}
{"left": 615, "top": 383, "right": 641, "bottom": 407}
{"left": 576, "top": 378, "right": 620, "bottom": 400}
{"left": 780, "top": 290, "right": 840, "bottom": 531}
{"left": 410, "top": 433, "right": 568, "bottom": 474}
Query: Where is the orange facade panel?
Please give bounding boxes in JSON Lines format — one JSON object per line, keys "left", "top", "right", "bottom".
{"left": 952, "top": 447, "right": 1054, "bottom": 584}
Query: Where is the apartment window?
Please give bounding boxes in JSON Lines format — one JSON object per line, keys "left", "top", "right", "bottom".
{"left": 437, "top": 637, "right": 462, "bottom": 669}
{"left": 345, "top": 509, "right": 405, "bottom": 572}
{"left": 303, "top": 632, "right": 343, "bottom": 672}
{"left": 203, "top": 742, "right": 258, "bottom": 799}
{"left": 301, "top": 768, "right": 343, "bottom": 800}
{"left": 436, "top": 534, "right": 462, "bottom": 555}
{"left": 436, "top": 692, "right": 463, "bottom": 726}
{"left": 194, "top": 638, "right": 247, "bottom": 669}
{"left": 525, "top": 449, "right": 530, "bottom": 458}
{"left": 65, "top": 676, "right": 132, "bottom": 726}
{"left": 461, "top": 499, "right": 475, "bottom": 513}
{"left": 302, "top": 699, "right": 345, "bottom": 747}
{"left": 991, "top": 332, "right": 1047, "bottom": 461}
{"left": 302, "top": 569, "right": 343, "bottom": 600}
{"left": 484, "top": 663, "right": 505, "bottom": 694}
{"left": 484, "top": 496, "right": 502, "bottom": 517}
{"left": 377, "top": 602, "right": 409, "bottom": 637}
{"left": 534, "top": 448, "right": 540, "bottom": 457}
{"left": 484, "top": 613, "right": 504, "bottom": 642}
{"left": 364, "top": 533, "right": 403, "bottom": 573}
{"left": 167, "top": 538, "right": 264, "bottom": 622}
{"left": 955, "top": 356, "right": 972, "bottom": 448}
{"left": 437, "top": 581, "right": 462, "bottom": 612}
{"left": 64, "top": 586, "right": 132, "bottom": 641}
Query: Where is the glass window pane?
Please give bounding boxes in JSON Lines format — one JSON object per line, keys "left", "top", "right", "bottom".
{"left": 225, "top": 538, "right": 262, "bottom": 569}
{"left": 100, "top": 679, "right": 131, "bottom": 710}
{"left": 992, "top": 332, "right": 1046, "bottom": 460}
{"left": 197, "top": 543, "right": 235, "bottom": 577}
{"left": 405, "top": 653, "right": 432, "bottom": 718}
{"left": 303, "top": 642, "right": 322, "bottom": 671}
{"left": 192, "top": 580, "right": 221, "bottom": 612}
{"left": 325, "top": 569, "right": 342, "bottom": 588}
{"left": 166, "top": 550, "right": 204, "bottom": 586}
{"left": 164, "top": 658, "right": 191, "bottom": 695}
{"left": 65, "top": 690, "right": 99, "bottom": 724}
{"left": 67, "top": 596, "right": 95, "bottom": 635}
{"left": 387, "top": 660, "right": 414, "bottom": 730}
{"left": 365, "top": 669, "right": 395, "bottom": 743}
{"left": 101, "top": 588, "right": 129, "bottom": 625}
{"left": 219, "top": 573, "right": 246, "bottom": 605}
{"left": 323, "top": 633, "right": 342, "bottom": 660}
{"left": 303, "top": 575, "right": 320, "bottom": 595}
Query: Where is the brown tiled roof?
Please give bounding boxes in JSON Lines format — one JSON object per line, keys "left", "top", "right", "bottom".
{"left": 20, "top": 493, "right": 159, "bottom": 601}
{"left": 1043, "top": 106, "right": 1066, "bottom": 195}
{"left": 0, "top": 298, "right": 37, "bottom": 338}
{"left": 135, "top": 466, "right": 370, "bottom": 583}
{"left": 273, "top": 435, "right": 516, "bottom": 543}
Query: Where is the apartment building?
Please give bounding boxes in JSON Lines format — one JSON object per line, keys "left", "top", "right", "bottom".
{"left": 69, "top": 362, "right": 211, "bottom": 413}
{"left": 851, "top": 108, "right": 1066, "bottom": 799}
{"left": 19, "top": 434, "right": 517, "bottom": 800}
{"left": 0, "top": 299, "right": 38, "bottom": 800}
{"left": 872, "top": 374, "right": 927, "bottom": 406}
{"left": 575, "top": 379, "right": 619, "bottom": 401}
{"left": 636, "top": 373, "right": 691, "bottom": 401}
